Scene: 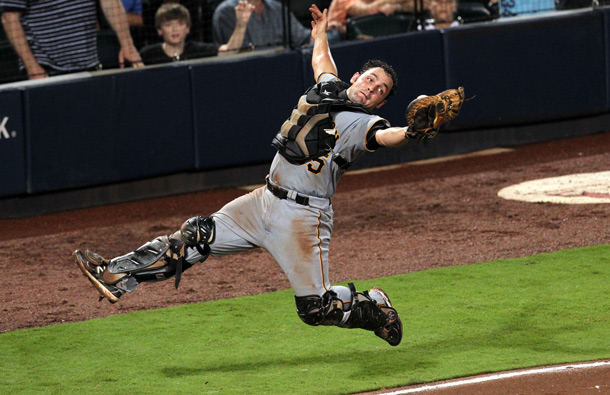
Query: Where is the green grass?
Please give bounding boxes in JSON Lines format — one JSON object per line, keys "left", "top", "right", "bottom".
{"left": 2, "top": 245, "right": 609, "bottom": 394}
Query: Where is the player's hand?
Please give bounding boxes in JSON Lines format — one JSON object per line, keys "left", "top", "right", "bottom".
{"left": 310, "top": 4, "right": 328, "bottom": 40}
{"left": 235, "top": 0, "right": 255, "bottom": 26}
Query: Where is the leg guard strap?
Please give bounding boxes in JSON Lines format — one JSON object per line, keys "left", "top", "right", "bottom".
{"left": 341, "top": 283, "right": 387, "bottom": 331}
{"left": 173, "top": 216, "right": 214, "bottom": 287}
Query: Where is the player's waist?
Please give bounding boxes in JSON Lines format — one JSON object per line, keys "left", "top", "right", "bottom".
{"left": 265, "top": 176, "right": 331, "bottom": 210}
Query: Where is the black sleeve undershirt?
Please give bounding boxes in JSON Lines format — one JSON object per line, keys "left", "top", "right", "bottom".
{"left": 365, "top": 120, "right": 391, "bottom": 151}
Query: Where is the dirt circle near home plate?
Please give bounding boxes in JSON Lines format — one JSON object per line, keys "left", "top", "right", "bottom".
{"left": 0, "top": 131, "right": 609, "bottom": 394}
{"left": 498, "top": 171, "right": 610, "bottom": 204}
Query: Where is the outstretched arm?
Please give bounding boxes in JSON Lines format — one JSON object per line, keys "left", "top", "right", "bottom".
{"left": 375, "top": 127, "right": 409, "bottom": 148}
{"left": 310, "top": 4, "right": 337, "bottom": 82}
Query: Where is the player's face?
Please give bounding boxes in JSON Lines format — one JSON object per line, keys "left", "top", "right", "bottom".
{"left": 157, "top": 19, "right": 190, "bottom": 46}
{"left": 347, "top": 68, "right": 393, "bottom": 110}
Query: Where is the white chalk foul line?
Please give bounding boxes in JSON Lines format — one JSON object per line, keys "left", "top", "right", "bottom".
{"left": 379, "top": 361, "right": 610, "bottom": 395}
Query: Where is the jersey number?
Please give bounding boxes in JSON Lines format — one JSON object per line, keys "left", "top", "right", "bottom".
{"left": 307, "top": 158, "right": 326, "bottom": 174}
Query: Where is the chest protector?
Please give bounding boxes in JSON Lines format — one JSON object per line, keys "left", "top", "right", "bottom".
{"left": 272, "top": 80, "right": 372, "bottom": 165}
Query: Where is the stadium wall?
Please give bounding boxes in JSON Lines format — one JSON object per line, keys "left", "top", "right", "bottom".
{"left": 0, "top": 8, "right": 608, "bottom": 216}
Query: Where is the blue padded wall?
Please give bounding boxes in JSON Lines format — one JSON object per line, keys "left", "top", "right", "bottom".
{"left": 444, "top": 10, "right": 608, "bottom": 129}
{"left": 24, "top": 66, "right": 195, "bottom": 193}
{"left": 600, "top": 7, "right": 610, "bottom": 113}
{"left": 191, "top": 51, "right": 304, "bottom": 170}
{"left": 0, "top": 88, "right": 26, "bottom": 197}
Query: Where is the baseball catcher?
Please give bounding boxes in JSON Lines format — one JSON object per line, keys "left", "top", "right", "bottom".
{"left": 74, "top": 5, "right": 467, "bottom": 348}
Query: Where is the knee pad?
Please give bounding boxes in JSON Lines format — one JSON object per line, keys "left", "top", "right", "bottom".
{"left": 179, "top": 216, "right": 215, "bottom": 247}
{"left": 295, "top": 291, "right": 346, "bottom": 326}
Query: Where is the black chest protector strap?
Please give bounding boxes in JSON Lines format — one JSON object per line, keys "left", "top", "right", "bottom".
{"left": 332, "top": 154, "right": 352, "bottom": 170}
{"left": 272, "top": 80, "right": 372, "bottom": 165}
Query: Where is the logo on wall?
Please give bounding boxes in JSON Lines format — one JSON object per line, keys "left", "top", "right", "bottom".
{"left": 0, "top": 117, "right": 17, "bottom": 140}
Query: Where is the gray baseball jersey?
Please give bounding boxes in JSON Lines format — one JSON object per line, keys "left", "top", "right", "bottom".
{"left": 268, "top": 74, "right": 389, "bottom": 198}
{"left": 188, "top": 73, "right": 390, "bottom": 302}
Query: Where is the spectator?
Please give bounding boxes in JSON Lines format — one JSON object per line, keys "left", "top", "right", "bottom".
{"left": 328, "top": 0, "right": 415, "bottom": 36}
{"left": 0, "top": 0, "right": 143, "bottom": 80}
{"left": 420, "top": 0, "right": 461, "bottom": 29}
{"left": 139, "top": 1, "right": 253, "bottom": 64}
{"left": 142, "top": 0, "right": 203, "bottom": 41}
{"left": 213, "top": 0, "right": 311, "bottom": 50}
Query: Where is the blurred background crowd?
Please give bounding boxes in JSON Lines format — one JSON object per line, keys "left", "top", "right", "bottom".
{"left": 0, "top": 0, "right": 599, "bottom": 84}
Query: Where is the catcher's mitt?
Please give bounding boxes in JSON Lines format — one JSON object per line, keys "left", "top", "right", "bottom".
{"left": 405, "top": 87, "right": 465, "bottom": 141}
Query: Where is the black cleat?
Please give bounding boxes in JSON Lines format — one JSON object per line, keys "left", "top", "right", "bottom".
{"left": 370, "top": 287, "right": 403, "bottom": 346}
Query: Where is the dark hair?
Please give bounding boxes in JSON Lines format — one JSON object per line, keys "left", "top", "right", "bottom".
{"left": 360, "top": 59, "right": 398, "bottom": 99}
{"left": 155, "top": 3, "right": 191, "bottom": 30}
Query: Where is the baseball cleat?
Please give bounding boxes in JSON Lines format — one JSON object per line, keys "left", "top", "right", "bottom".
{"left": 370, "top": 287, "right": 403, "bottom": 346}
{"left": 73, "top": 249, "right": 122, "bottom": 303}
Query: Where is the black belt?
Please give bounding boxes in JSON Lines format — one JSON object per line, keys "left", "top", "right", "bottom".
{"left": 266, "top": 177, "right": 310, "bottom": 206}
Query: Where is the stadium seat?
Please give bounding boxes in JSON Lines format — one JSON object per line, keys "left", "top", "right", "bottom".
{"left": 97, "top": 30, "right": 122, "bottom": 70}
{"left": 0, "top": 42, "right": 22, "bottom": 84}
{"left": 346, "top": 13, "right": 416, "bottom": 40}
{"left": 457, "top": 2, "right": 493, "bottom": 22}
{"left": 555, "top": 0, "right": 592, "bottom": 9}
{"left": 200, "top": 0, "right": 226, "bottom": 42}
